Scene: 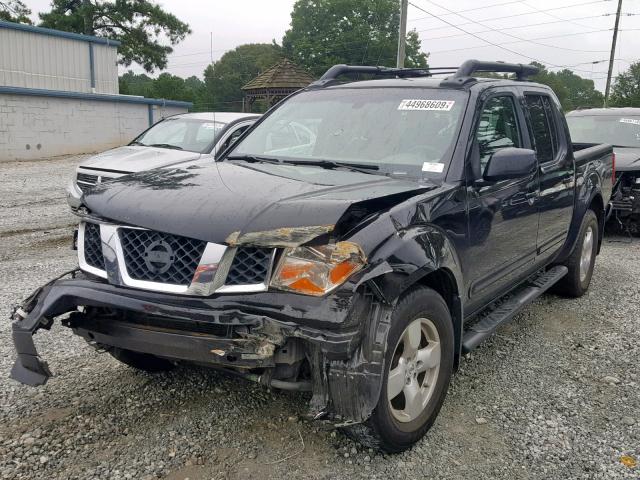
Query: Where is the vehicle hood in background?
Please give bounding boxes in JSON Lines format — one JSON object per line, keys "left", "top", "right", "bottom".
{"left": 83, "top": 161, "right": 435, "bottom": 246}
{"left": 80, "top": 146, "right": 204, "bottom": 173}
{"left": 614, "top": 147, "right": 640, "bottom": 172}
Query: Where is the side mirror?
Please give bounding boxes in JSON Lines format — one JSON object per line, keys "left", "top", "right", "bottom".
{"left": 483, "top": 148, "right": 537, "bottom": 182}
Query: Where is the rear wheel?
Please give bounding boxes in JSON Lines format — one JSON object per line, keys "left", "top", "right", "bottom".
{"left": 346, "top": 287, "right": 454, "bottom": 453}
{"left": 109, "top": 348, "right": 175, "bottom": 373}
{"left": 554, "top": 209, "right": 598, "bottom": 297}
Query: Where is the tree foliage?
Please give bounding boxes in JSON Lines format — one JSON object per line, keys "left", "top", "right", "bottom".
{"left": 282, "top": 0, "right": 428, "bottom": 77}
{"left": 119, "top": 70, "right": 204, "bottom": 103}
{"left": 39, "top": 0, "right": 190, "bottom": 72}
{"left": 201, "top": 43, "right": 283, "bottom": 112}
{"left": 609, "top": 62, "right": 640, "bottom": 107}
{"left": 529, "top": 63, "right": 603, "bottom": 111}
{"left": 0, "top": 0, "right": 31, "bottom": 23}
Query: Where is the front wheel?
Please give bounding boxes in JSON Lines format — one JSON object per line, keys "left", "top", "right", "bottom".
{"left": 554, "top": 209, "right": 599, "bottom": 297}
{"left": 348, "top": 287, "right": 454, "bottom": 453}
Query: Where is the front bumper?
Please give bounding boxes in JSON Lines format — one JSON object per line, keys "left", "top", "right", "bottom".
{"left": 10, "top": 273, "right": 364, "bottom": 386}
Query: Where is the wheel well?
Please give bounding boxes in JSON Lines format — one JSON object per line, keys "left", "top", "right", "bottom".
{"left": 589, "top": 194, "right": 604, "bottom": 253}
{"left": 415, "top": 268, "right": 462, "bottom": 370}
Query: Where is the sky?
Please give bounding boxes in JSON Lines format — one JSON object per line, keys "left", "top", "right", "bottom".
{"left": 26, "top": 0, "right": 640, "bottom": 92}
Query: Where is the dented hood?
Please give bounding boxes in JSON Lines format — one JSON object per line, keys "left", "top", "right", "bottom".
{"left": 83, "top": 160, "right": 434, "bottom": 245}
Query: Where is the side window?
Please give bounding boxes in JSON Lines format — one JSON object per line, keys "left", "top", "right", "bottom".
{"left": 219, "top": 125, "right": 249, "bottom": 152}
{"left": 476, "top": 96, "right": 522, "bottom": 174}
{"left": 525, "top": 95, "right": 558, "bottom": 163}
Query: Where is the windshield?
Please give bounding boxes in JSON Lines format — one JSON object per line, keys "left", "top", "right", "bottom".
{"left": 567, "top": 114, "right": 640, "bottom": 148}
{"left": 133, "top": 118, "right": 226, "bottom": 153}
{"left": 230, "top": 87, "right": 467, "bottom": 177}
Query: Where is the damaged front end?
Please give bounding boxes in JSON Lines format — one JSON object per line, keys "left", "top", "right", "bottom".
{"left": 10, "top": 270, "right": 393, "bottom": 424}
{"left": 610, "top": 170, "right": 640, "bottom": 234}
{"left": 10, "top": 209, "right": 400, "bottom": 427}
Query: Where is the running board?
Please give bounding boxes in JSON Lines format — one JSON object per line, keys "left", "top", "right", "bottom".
{"left": 462, "top": 266, "right": 568, "bottom": 353}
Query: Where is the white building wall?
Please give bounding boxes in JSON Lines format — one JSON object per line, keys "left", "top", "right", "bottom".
{"left": 0, "top": 94, "right": 186, "bottom": 161}
{"left": 0, "top": 27, "right": 118, "bottom": 94}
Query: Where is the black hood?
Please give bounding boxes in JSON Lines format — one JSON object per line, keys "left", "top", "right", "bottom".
{"left": 83, "top": 160, "right": 435, "bottom": 245}
{"left": 614, "top": 147, "right": 640, "bottom": 172}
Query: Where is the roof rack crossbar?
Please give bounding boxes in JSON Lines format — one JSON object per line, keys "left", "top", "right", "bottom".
{"left": 310, "top": 64, "right": 459, "bottom": 88}
{"left": 452, "top": 60, "right": 540, "bottom": 81}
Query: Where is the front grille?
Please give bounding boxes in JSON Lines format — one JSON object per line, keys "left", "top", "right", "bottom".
{"left": 77, "top": 173, "right": 99, "bottom": 192}
{"left": 119, "top": 229, "right": 207, "bottom": 285}
{"left": 84, "top": 222, "right": 105, "bottom": 269}
{"left": 226, "top": 247, "right": 273, "bottom": 286}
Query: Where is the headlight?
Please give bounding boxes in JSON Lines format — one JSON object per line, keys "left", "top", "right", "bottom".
{"left": 270, "top": 241, "right": 366, "bottom": 296}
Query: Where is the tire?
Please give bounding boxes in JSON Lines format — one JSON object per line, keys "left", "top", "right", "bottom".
{"left": 345, "top": 286, "right": 455, "bottom": 453}
{"left": 554, "top": 209, "right": 598, "bottom": 298}
{"left": 109, "top": 347, "right": 175, "bottom": 373}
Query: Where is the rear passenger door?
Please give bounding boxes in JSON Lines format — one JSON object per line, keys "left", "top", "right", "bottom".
{"left": 523, "top": 91, "right": 575, "bottom": 261}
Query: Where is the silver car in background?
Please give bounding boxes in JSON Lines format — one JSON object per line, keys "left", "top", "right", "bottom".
{"left": 68, "top": 112, "right": 260, "bottom": 203}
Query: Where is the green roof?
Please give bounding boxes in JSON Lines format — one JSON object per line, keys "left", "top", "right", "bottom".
{"left": 242, "top": 59, "right": 314, "bottom": 91}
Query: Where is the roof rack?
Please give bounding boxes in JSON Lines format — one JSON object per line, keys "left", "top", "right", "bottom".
{"left": 309, "top": 64, "right": 458, "bottom": 88}
{"left": 309, "top": 60, "right": 540, "bottom": 89}
{"left": 440, "top": 59, "right": 540, "bottom": 87}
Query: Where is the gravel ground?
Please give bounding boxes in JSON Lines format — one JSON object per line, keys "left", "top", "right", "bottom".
{"left": 0, "top": 155, "right": 638, "bottom": 480}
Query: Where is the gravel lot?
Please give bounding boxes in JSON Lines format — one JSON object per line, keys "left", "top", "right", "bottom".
{"left": 1, "top": 155, "right": 638, "bottom": 480}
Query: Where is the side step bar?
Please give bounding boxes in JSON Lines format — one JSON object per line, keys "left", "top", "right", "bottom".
{"left": 462, "top": 266, "right": 568, "bottom": 353}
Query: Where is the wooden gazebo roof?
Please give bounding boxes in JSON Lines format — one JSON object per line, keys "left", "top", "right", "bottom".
{"left": 241, "top": 59, "right": 314, "bottom": 110}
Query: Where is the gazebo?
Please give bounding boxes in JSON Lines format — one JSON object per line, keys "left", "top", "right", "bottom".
{"left": 242, "top": 59, "right": 314, "bottom": 112}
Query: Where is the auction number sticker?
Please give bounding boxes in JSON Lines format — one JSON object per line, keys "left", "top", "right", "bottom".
{"left": 620, "top": 118, "right": 640, "bottom": 126}
{"left": 422, "top": 162, "right": 445, "bottom": 173}
{"left": 398, "top": 99, "right": 455, "bottom": 111}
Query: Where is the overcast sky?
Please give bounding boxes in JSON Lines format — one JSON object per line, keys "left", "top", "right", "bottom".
{"left": 26, "top": 0, "right": 640, "bottom": 91}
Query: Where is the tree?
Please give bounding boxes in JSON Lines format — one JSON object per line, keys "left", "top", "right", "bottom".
{"left": 39, "top": 0, "right": 190, "bottom": 72}
{"left": 119, "top": 70, "right": 204, "bottom": 103}
{"left": 0, "top": 0, "right": 32, "bottom": 23}
{"left": 201, "top": 43, "right": 283, "bottom": 112}
{"left": 530, "top": 63, "right": 603, "bottom": 111}
{"left": 282, "top": 0, "right": 428, "bottom": 77}
{"left": 609, "top": 62, "right": 640, "bottom": 107}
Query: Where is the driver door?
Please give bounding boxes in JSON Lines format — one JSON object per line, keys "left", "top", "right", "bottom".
{"left": 464, "top": 90, "right": 540, "bottom": 313}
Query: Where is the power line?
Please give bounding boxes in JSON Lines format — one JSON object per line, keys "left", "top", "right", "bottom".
{"left": 426, "top": 27, "right": 640, "bottom": 63}
{"left": 418, "top": 13, "right": 637, "bottom": 42}
{"left": 409, "top": 1, "right": 592, "bottom": 69}
{"left": 411, "top": 0, "right": 613, "bottom": 35}
{"left": 409, "top": 0, "right": 529, "bottom": 22}
{"left": 418, "top": 0, "right": 618, "bottom": 54}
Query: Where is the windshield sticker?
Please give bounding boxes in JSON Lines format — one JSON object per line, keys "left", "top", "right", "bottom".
{"left": 398, "top": 99, "right": 455, "bottom": 111}
{"left": 422, "top": 162, "right": 445, "bottom": 173}
{"left": 201, "top": 123, "right": 219, "bottom": 130}
{"left": 620, "top": 118, "right": 640, "bottom": 126}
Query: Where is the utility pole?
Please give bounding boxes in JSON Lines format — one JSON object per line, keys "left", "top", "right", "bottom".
{"left": 604, "top": 0, "right": 623, "bottom": 106}
{"left": 396, "top": 0, "right": 408, "bottom": 68}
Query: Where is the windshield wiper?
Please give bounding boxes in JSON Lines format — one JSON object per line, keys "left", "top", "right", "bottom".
{"left": 226, "top": 154, "right": 282, "bottom": 165}
{"left": 284, "top": 159, "right": 381, "bottom": 175}
{"left": 148, "top": 143, "right": 183, "bottom": 150}
{"left": 129, "top": 141, "right": 145, "bottom": 146}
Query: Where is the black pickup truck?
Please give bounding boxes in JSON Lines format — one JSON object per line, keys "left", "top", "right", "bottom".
{"left": 11, "top": 60, "right": 613, "bottom": 452}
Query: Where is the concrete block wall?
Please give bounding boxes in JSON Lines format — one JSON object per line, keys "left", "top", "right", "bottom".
{"left": 0, "top": 94, "right": 187, "bottom": 161}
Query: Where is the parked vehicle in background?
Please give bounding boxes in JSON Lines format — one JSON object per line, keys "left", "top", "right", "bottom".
{"left": 566, "top": 108, "right": 640, "bottom": 233}
{"left": 67, "top": 112, "right": 260, "bottom": 204}
{"left": 12, "top": 61, "right": 613, "bottom": 453}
